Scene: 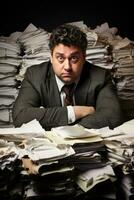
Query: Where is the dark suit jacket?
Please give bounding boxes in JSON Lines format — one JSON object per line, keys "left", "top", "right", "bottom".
{"left": 12, "top": 61, "right": 123, "bottom": 130}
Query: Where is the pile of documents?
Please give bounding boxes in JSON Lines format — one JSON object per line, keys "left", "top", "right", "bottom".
{"left": 16, "top": 23, "right": 50, "bottom": 81}
{"left": 100, "top": 119, "right": 134, "bottom": 174}
{"left": 0, "top": 120, "right": 117, "bottom": 198}
{"left": 0, "top": 35, "right": 22, "bottom": 127}
{"left": 46, "top": 124, "right": 115, "bottom": 192}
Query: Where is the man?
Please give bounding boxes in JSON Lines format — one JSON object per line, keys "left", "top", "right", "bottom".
{"left": 12, "top": 24, "right": 123, "bottom": 130}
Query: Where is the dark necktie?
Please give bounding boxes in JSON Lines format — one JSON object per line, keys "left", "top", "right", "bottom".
{"left": 62, "top": 83, "right": 75, "bottom": 106}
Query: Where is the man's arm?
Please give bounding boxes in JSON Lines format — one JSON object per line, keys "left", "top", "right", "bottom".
{"left": 12, "top": 66, "right": 69, "bottom": 130}
{"left": 74, "top": 72, "right": 123, "bottom": 129}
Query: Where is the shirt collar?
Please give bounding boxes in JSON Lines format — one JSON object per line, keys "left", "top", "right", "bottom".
{"left": 55, "top": 75, "right": 64, "bottom": 92}
{"left": 55, "top": 75, "right": 79, "bottom": 92}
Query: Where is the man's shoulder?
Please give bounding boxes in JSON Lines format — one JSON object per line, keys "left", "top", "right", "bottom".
{"left": 25, "top": 61, "right": 52, "bottom": 79}
{"left": 24, "top": 61, "right": 52, "bottom": 83}
{"left": 83, "top": 61, "right": 111, "bottom": 84}
{"left": 85, "top": 61, "right": 107, "bottom": 75}
{"left": 27, "top": 61, "right": 50, "bottom": 73}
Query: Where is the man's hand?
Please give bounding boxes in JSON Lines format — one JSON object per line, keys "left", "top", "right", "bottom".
{"left": 74, "top": 106, "right": 95, "bottom": 120}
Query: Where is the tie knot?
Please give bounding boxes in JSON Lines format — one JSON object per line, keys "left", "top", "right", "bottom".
{"left": 62, "top": 83, "right": 75, "bottom": 96}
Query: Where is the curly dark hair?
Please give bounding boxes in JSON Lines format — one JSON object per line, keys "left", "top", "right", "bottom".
{"left": 49, "top": 24, "right": 87, "bottom": 54}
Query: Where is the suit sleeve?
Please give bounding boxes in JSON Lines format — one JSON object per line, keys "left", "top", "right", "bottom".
{"left": 78, "top": 71, "right": 123, "bottom": 129}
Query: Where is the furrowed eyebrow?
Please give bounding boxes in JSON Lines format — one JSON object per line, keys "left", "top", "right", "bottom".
{"left": 55, "top": 53, "right": 64, "bottom": 56}
{"left": 55, "top": 51, "right": 80, "bottom": 56}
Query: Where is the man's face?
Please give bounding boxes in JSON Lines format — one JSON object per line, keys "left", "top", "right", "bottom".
{"left": 50, "top": 44, "right": 85, "bottom": 84}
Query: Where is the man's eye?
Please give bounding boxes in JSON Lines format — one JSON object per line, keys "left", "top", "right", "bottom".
{"left": 57, "top": 56, "right": 64, "bottom": 62}
{"left": 71, "top": 56, "right": 79, "bottom": 63}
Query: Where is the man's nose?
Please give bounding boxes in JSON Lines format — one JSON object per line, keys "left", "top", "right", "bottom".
{"left": 64, "top": 59, "right": 71, "bottom": 70}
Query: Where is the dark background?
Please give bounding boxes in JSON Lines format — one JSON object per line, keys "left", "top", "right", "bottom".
{"left": 0, "top": 1, "right": 133, "bottom": 40}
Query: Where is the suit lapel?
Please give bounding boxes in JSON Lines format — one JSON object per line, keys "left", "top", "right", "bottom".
{"left": 75, "top": 63, "right": 91, "bottom": 105}
{"left": 47, "top": 67, "right": 62, "bottom": 107}
{"left": 75, "top": 78, "right": 91, "bottom": 105}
